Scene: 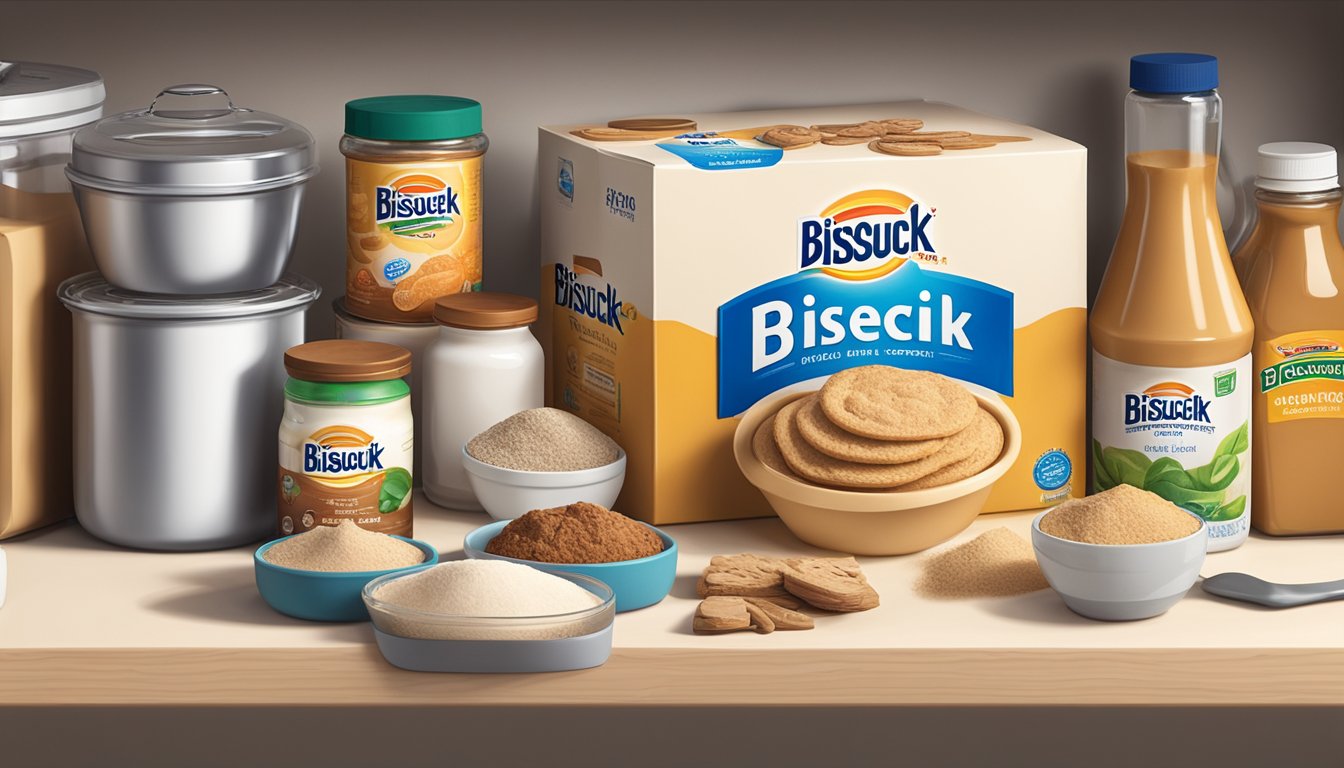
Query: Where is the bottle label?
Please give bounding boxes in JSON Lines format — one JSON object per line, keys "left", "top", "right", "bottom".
{"left": 1091, "top": 352, "right": 1251, "bottom": 544}
{"left": 1257, "top": 330, "right": 1344, "bottom": 423}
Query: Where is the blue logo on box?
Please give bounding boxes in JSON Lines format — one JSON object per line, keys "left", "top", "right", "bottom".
{"left": 557, "top": 158, "right": 574, "bottom": 203}
{"left": 716, "top": 261, "right": 1014, "bottom": 417}
{"left": 384, "top": 258, "right": 412, "bottom": 282}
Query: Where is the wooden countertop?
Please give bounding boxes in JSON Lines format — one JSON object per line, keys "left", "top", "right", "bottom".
{"left": 2, "top": 493, "right": 1342, "bottom": 707}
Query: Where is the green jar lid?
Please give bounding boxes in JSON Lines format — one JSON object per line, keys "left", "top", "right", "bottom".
{"left": 285, "top": 377, "right": 410, "bottom": 406}
{"left": 345, "top": 95, "right": 482, "bottom": 142}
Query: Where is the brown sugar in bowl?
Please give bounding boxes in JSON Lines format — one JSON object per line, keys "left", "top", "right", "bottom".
{"left": 732, "top": 390, "right": 1022, "bottom": 556}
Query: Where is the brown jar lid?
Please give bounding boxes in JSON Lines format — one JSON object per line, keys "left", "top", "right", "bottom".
{"left": 284, "top": 339, "right": 412, "bottom": 382}
{"left": 433, "top": 292, "right": 538, "bottom": 330}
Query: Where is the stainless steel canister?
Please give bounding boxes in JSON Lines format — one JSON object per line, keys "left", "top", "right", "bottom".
{"left": 66, "top": 84, "right": 318, "bottom": 294}
{"left": 59, "top": 273, "right": 320, "bottom": 550}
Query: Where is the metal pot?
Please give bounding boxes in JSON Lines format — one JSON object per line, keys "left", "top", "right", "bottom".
{"left": 59, "top": 273, "right": 320, "bottom": 550}
{"left": 66, "top": 84, "right": 318, "bottom": 294}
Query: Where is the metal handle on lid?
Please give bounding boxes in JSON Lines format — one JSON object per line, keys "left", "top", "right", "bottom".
{"left": 148, "top": 84, "right": 237, "bottom": 118}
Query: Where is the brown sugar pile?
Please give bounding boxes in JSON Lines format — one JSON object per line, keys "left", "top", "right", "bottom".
{"left": 264, "top": 520, "right": 424, "bottom": 572}
{"left": 485, "top": 502, "right": 663, "bottom": 563}
{"left": 1040, "top": 484, "right": 1201, "bottom": 545}
{"left": 915, "top": 527, "right": 1048, "bottom": 598}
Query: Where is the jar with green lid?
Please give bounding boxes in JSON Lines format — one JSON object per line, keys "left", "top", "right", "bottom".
{"left": 277, "top": 340, "right": 415, "bottom": 537}
{"left": 342, "top": 95, "right": 488, "bottom": 324}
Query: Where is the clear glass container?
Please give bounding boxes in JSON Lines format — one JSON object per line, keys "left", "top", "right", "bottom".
{"left": 362, "top": 567, "right": 614, "bottom": 641}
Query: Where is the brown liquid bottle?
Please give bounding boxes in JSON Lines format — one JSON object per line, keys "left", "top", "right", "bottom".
{"left": 1090, "top": 53, "right": 1254, "bottom": 552}
{"left": 1237, "top": 142, "right": 1344, "bottom": 535}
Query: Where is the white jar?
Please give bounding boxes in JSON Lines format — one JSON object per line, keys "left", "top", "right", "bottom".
{"left": 333, "top": 297, "right": 439, "bottom": 484}
{"left": 422, "top": 293, "right": 543, "bottom": 510}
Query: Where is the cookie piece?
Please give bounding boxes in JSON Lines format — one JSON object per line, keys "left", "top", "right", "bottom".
{"left": 743, "top": 601, "right": 776, "bottom": 634}
{"left": 697, "top": 554, "right": 788, "bottom": 598}
{"left": 794, "top": 394, "right": 947, "bottom": 465}
{"left": 744, "top": 597, "right": 814, "bottom": 630}
{"left": 889, "top": 131, "right": 973, "bottom": 142}
{"left": 833, "top": 121, "right": 889, "bottom": 138}
{"left": 753, "top": 413, "right": 802, "bottom": 479}
{"left": 693, "top": 597, "right": 753, "bottom": 633}
{"left": 759, "top": 126, "right": 824, "bottom": 149}
{"left": 741, "top": 594, "right": 804, "bottom": 611}
{"left": 819, "top": 366, "right": 977, "bottom": 440}
{"left": 820, "top": 135, "right": 872, "bottom": 146}
{"left": 879, "top": 118, "right": 924, "bottom": 133}
{"left": 773, "top": 398, "right": 978, "bottom": 489}
{"left": 782, "top": 556, "right": 880, "bottom": 612}
{"left": 869, "top": 140, "right": 942, "bottom": 157}
{"left": 897, "top": 409, "right": 1005, "bottom": 490}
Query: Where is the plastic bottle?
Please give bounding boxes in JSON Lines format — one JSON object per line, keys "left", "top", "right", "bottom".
{"left": 1090, "top": 53, "right": 1254, "bottom": 552}
{"left": 1238, "top": 143, "right": 1344, "bottom": 535}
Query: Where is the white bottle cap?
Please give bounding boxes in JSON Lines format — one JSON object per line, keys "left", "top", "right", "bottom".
{"left": 1256, "top": 142, "right": 1339, "bottom": 193}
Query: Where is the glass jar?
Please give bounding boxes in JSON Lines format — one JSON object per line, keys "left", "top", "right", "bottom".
{"left": 422, "top": 293, "right": 543, "bottom": 511}
{"left": 278, "top": 340, "right": 415, "bottom": 537}
{"left": 341, "top": 95, "right": 488, "bottom": 324}
{"left": 0, "top": 61, "right": 103, "bottom": 539}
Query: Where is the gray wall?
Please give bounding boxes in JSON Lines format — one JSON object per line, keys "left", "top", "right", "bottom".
{"left": 5, "top": 0, "right": 1342, "bottom": 337}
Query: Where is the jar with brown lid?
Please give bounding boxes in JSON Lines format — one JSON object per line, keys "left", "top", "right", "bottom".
{"left": 422, "top": 293, "right": 544, "bottom": 510}
{"left": 342, "top": 95, "right": 488, "bottom": 323}
{"left": 278, "top": 339, "right": 415, "bottom": 537}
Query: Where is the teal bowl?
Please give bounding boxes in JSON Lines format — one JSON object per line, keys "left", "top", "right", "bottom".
{"left": 463, "top": 520, "right": 677, "bottom": 612}
{"left": 254, "top": 535, "right": 439, "bottom": 622}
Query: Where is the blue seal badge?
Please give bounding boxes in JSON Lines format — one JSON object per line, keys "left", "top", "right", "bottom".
{"left": 1033, "top": 449, "right": 1072, "bottom": 491}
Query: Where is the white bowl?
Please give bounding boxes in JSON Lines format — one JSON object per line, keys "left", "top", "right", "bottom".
{"left": 1031, "top": 510, "right": 1207, "bottom": 621}
{"left": 460, "top": 447, "right": 627, "bottom": 520}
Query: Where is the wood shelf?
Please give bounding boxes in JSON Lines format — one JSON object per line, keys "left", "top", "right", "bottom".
{"left": 2, "top": 494, "right": 1342, "bottom": 707}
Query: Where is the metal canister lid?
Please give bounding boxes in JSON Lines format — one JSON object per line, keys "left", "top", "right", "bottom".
{"left": 284, "top": 340, "right": 413, "bottom": 383}
{"left": 57, "top": 272, "right": 321, "bottom": 320}
{"left": 433, "top": 292, "right": 538, "bottom": 330}
{"left": 0, "top": 61, "right": 105, "bottom": 138}
{"left": 67, "top": 84, "right": 317, "bottom": 194}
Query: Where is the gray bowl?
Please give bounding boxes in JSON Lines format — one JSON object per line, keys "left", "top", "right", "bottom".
{"left": 68, "top": 177, "right": 306, "bottom": 294}
{"left": 372, "top": 624, "right": 613, "bottom": 673}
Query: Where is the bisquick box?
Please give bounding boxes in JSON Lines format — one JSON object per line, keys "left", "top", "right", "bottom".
{"left": 539, "top": 101, "right": 1086, "bottom": 524}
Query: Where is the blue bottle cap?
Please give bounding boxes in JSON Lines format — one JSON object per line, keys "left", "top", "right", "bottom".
{"left": 1130, "top": 53, "right": 1219, "bottom": 94}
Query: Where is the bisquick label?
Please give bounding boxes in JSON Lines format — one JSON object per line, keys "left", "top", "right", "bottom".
{"left": 1257, "top": 330, "right": 1344, "bottom": 423}
{"left": 346, "top": 156, "right": 483, "bottom": 322}
{"left": 716, "top": 189, "right": 1013, "bottom": 417}
{"left": 1091, "top": 353, "right": 1251, "bottom": 542}
{"left": 277, "top": 423, "right": 414, "bottom": 537}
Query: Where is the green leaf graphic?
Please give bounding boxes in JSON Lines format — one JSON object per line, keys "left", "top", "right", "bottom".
{"left": 1101, "top": 446, "right": 1151, "bottom": 489}
{"left": 378, "top": 468, "right": 413, "bottom": 514}
{"left": 1207, "top": 495, "right": 1247, "bottom": 522}
{"left": 1215, "top": 421, "right": 1250, "bottom": 458}
{"left": 1187, "top": 454, "right": 1239, "bottom": 492}
{"left": 1093, "top": 439, "right": 1116, "bottom": 490}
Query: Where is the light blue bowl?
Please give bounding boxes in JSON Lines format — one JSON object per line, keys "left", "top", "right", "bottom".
{"left": 463, "top": 520, "right": 677, "bottom": 612}
{"left": 255, "top": 535, "right": 439, "bottom": 622}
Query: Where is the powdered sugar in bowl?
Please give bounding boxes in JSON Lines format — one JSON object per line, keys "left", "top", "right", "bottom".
{"left": 460, "top": 407, "right": 626, "bottom": 519}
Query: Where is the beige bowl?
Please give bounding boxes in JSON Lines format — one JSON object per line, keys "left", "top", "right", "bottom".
{"left": 732, "top": 390, "right": 1022, "bottom": 556}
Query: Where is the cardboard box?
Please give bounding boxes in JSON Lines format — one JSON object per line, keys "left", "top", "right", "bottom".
{"left": 539, "top": 101, "right": 1086, "bottom": 524}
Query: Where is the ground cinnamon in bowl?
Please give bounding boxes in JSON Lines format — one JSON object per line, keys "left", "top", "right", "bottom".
{"left": 484, "top": 502, "right": 664, "bottom": 563}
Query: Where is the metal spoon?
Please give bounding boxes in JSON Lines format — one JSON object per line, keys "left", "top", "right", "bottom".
{"left": 1202, "top": 572, "right": 1344, "bottom": 608}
